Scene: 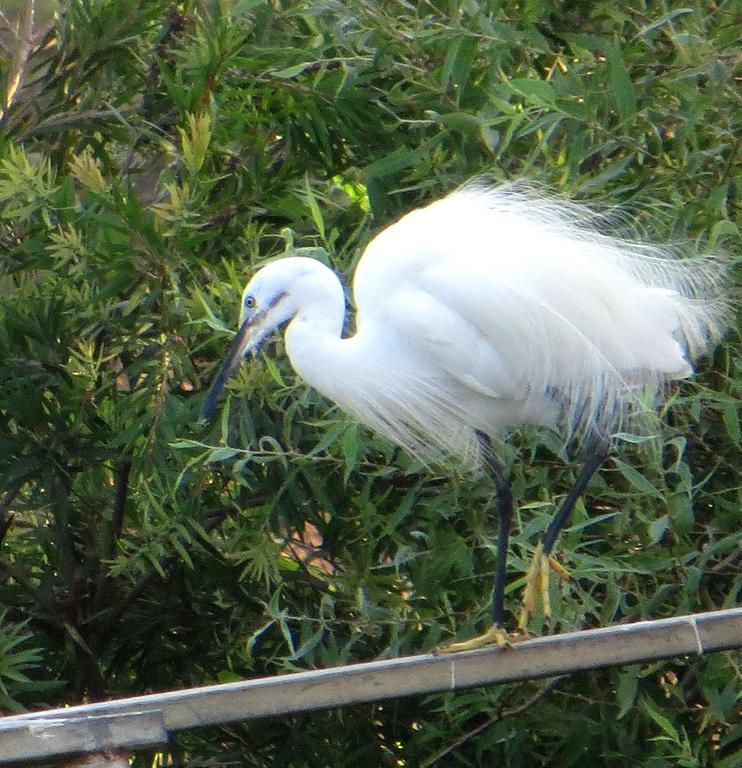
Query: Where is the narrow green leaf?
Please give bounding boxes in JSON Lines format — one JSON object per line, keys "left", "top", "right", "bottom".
{"left": 263, "top": 354, "right": 287, "bottom": 388}
{"left": 634, "top": 9, "right": 694, "bottom": 40}
{"left": 170, "top": 531, "right": 194, "bottom": 568}
{"left": 304, "top": 175, "right": 325, "bottom": 242}
{"left": 508, "top": 78, "right": 556, "bottom": 109}
{"left": 617, "top": 668, "right": 639, "bottom": 719}
{"left": 363, "top": 140, "right": 436, "bottom": 181}
{"left": 341, "top": 424, "right": 359, "bottom": 483}
{"left": 613, "top": 458, "right": 663, "bottom": 498}
{"left": 193, "top": 287, "right": 233, "bottom": 333}
{"left": 0, "top": 667, "right": 31, "bottom": 684}
{"left": 722, "top": 403, "right": 740, "bottom": 442}
{"left": 436, "top": 112, "right": 483, "bottom": 139}
{"left": 273, "top": 62, "right": 313, "bottom": 79}
{"left": 642, "top": 697, "right": 680, "bottom": 741}
{"left": 649, "top": 514, "right": 670, "bottom": 543}
{"left": 668, "top": 494, "right": 694, "bottom": 534}
{"left": 206, "top": 447, "right": 242, "bottom": 463}
{"left": 307, "top": 423, "right": 347, "bottom": 456}
{"left": 441, "top": 37, "right": 476, "bottom": 91}
{"left": 605, "top": 43, "right": 636, "bottom": 121}
{"left": 576, "top": 156, "right": 635, "bottom": 190}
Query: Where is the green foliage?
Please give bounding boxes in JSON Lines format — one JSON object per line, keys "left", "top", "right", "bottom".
{"left": 0, "top": 1, "right": 739, "bottom": 766}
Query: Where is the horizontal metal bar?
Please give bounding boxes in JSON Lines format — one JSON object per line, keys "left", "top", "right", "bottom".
{"left": 1, "top": 608, "right": 740, "bottom": 765}
{"left": 0, "top": 710, "right": 167, "bottom": 766}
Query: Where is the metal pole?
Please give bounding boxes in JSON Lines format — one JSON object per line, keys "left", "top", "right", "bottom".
{"left": 1, "top": 608, "right": 740, "bottom": 766}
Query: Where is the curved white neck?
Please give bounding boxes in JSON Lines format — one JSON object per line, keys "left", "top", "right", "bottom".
{"left": 283, "top": 273, "right": 350, "bottom": 405}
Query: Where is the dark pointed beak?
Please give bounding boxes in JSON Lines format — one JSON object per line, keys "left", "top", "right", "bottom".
{"left": 199, "top": 291, "right": 290, "bottom": 421}
{"left": 199, "top": 317, "right": 257, "bottom": 420}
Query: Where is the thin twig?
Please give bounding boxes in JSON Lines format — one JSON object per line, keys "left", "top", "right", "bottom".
{"left": 90, "top": 459, "right": 133, "bottom": 627}
{"left": 419, "top": 676, "right": 565, "bottom": 767}
{"left": 108, "top": 459, "right": 132, "bottom": 559}
{"left": 710, "top": 547, "right": 741, "bottom": 574}
{"left": 22, "top": 105, "right": 142, "bottom": 137}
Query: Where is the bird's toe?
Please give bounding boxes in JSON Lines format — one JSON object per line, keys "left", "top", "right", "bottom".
{"left": 434, "top": 624, "right": 513, "bottom": 654}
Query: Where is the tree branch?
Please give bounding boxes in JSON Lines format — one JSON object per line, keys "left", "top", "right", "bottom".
{"left": 419, "top": 677, "right": 565, "bottom": 768}
{"left": 90, "top": 458, "right": 133, "bottom": 641}
{"left": 108, "top": 459, "right": 131, "bottom": 560}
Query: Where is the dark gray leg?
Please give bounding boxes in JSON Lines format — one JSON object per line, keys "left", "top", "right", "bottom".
{"left": 475, "top": 431, "right": 511, "bottom": 627}
{"left": 541, "top": 434, "right": 610, "bottom": 555}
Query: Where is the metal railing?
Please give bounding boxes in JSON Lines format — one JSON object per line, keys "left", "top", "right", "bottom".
{"left": 1, "top": 607, "right": 741, "bottom": 767}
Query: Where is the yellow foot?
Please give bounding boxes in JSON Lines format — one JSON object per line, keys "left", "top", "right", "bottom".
{"left": 435, "top": 625, "right": 515, "bottom": 654}
{"left": 517, "top": 543, "right": 570, "bottom": 632}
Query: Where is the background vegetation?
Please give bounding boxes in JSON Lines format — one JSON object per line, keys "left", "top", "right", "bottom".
{"left": 0, "top": 1, "right": 739, "bottom": 766}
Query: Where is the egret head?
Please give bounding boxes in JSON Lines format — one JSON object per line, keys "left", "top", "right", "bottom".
{"left": 199, "top": 257, "right": 341, "bottom": 419}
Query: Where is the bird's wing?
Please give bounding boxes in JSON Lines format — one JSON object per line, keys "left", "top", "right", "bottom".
{"left": 358, "top": 186, "right": 698, "bottom": 379}
{"left": 354, "top": 182, "right": 726, "bottom": 440}
{"left": 380, "top": 262, "right": 649, "bottom": 440}
{"left": 422, "top": 260, "right": 635, "bottom": 386}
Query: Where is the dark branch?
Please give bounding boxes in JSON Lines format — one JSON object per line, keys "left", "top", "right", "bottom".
{"left": 419, "top": 677, "right": 565, "bottom": 767}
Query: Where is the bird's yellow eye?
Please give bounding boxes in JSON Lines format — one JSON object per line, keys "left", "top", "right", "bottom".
{"left": 244, "top": 294, "right": 256, "bottom": 309}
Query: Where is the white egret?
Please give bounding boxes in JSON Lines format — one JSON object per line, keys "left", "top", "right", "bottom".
{"left": 200, "top": 181, "right": 728, "bottom": 650}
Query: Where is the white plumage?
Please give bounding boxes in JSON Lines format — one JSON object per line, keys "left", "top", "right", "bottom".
{"left": 201, "top": 182, "right": 727, "bottom": 469}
